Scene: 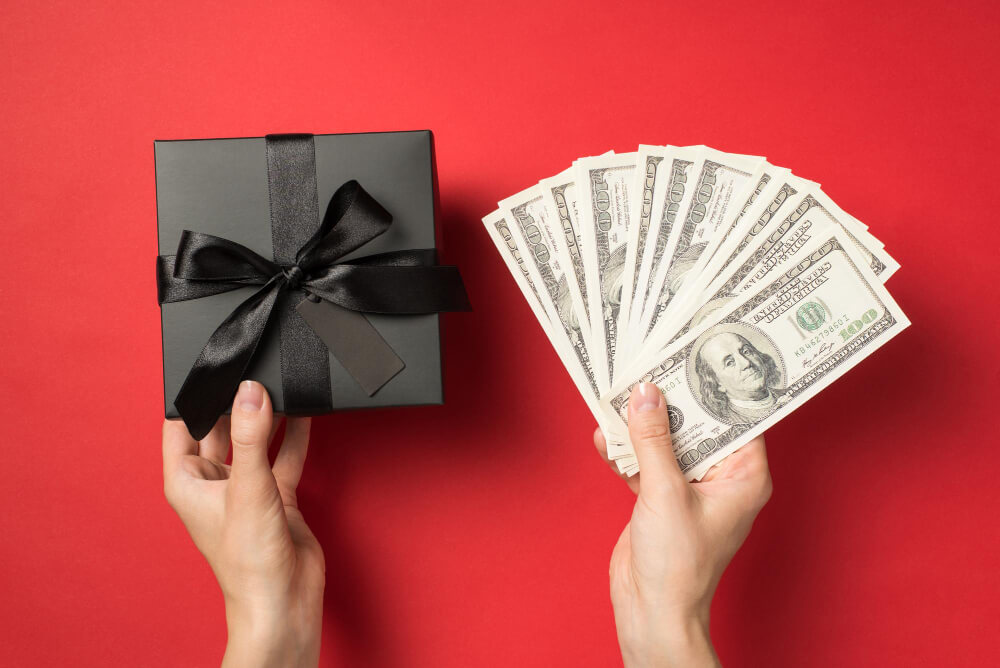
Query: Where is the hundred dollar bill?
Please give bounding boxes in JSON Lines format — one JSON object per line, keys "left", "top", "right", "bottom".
{"left": 653, "top": 180, "right": 816, "bottom": 351}
{"left": 498, "top": 187, "right": 601, "bottom": 398}
{"left": 603, "top": 229, "right": 910, "bottom": 480}
{"left": 537, "top": 168, "right": 598, "bottom": 383}
{"left": 538, "top": 154, "right": 615, "bottom": 329}
{"left": 483, "top": 210, "right": 549, "bottom": 321}
{"left": 618, "top": 145, "right": 675, "bottom": 365}
{"left": 694, "top": 174, "right": 813, "bottom": 297}
{"left": 815, "top": 193, "right": 900, "bottom": 280}
{"left": 672, "top": 165, "right": 792, "bottom": 311}
{"left": 482, "top": 210, "right": 622, "bottom": 440}
{"left": 647, "top": 182, "right": 901, "bottom": 357}
{"left": 729, "top": 188, "right": 898, "bottom": 293}
{"left": 614, "top": 171, "right": 802, "bottom": 379}
{"left": 635, "top": 148, "right": 766, "bottom": 344}
{"left": 576, "top": 152, "right": 638, "bottom": 386}
{"left": 625, "top": 146, "right": 703, "bottom": 356}
{"left": 626, "top": 175, "right": 810, "bottom": 363}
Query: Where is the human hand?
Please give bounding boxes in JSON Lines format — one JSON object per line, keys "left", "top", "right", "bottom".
{"left": 594, "top": 383, "right": 772, "bottom": 668}
{"left": 163, "top": 381, "right": 325, "bottom": 668}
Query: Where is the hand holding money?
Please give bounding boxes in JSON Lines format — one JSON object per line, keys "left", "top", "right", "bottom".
{"left": 595, "top": 382, "right": 771, "bottom": 667}
{"left": 484, "top": 145, "right": 908, "bottom": 478}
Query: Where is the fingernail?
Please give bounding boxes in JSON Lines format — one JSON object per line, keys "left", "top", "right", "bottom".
{"left": 631, "top": 383, "right": 661, "bottom": 412}
{"left": 237, "top": 380, "right": 264, "bottom": 412}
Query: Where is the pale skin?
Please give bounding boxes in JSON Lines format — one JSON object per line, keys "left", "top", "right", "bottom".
{"left": 163, "top": 380, "right": 770, "bottom": 667}
{"left": 162, "top": 380, "right": 325, "bottom": 667}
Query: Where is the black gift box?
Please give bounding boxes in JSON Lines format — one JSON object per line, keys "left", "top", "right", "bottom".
{"left": 156, "top": 131, "right": 455, "bottom": 428}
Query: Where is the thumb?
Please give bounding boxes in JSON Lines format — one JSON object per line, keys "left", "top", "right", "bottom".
{"left": 228, "top": 380, "right": 277, "bottom": 496}
{"left": 627, "top": 383, "right": 686, "bottom": 496}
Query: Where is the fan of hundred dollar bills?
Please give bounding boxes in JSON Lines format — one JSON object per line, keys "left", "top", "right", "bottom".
{"left": 483, "top": 145, "right": 909, "bottom": 478}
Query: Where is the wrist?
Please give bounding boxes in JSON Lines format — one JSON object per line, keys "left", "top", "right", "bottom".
{"left": 222, "top": 599, "right": 320, "bottom": 668}
{"left": 620, "top": 610, "right": 717, "bottom": 668}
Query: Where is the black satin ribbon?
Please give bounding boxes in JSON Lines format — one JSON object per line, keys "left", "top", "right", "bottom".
{"left": 267, "top": 134, "right": 330, "bottom": 416}
{"left": 158, "top": 178, "right": 470, "bottom": 440}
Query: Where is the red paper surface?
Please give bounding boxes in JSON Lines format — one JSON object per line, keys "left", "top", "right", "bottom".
{"left": 1, "top": 1, "right": 997, "bottom": 665}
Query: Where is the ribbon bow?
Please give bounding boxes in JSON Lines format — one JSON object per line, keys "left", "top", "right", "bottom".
{"left": 158, "top": 179, "right": 470, "bottom": 440}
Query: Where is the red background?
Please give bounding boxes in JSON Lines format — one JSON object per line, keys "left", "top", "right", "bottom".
{"left": 2, "top": 1, "right": 998, "bottom": 665}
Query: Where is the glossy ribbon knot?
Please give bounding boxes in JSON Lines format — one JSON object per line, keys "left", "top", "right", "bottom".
{"left": 282, "top": 265, "right": 305, "bottom": 290}
{"left": 157, "top": 179, "right": 470, "bottom": 440}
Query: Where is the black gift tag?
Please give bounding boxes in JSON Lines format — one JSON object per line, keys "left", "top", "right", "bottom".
{"left": 296, "top": 298, "right": 405, "bottom": 396}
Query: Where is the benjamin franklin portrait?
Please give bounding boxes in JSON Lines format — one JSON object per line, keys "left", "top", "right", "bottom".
{"left": 689, "top": 325, "right": 789, "bottom": 425}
